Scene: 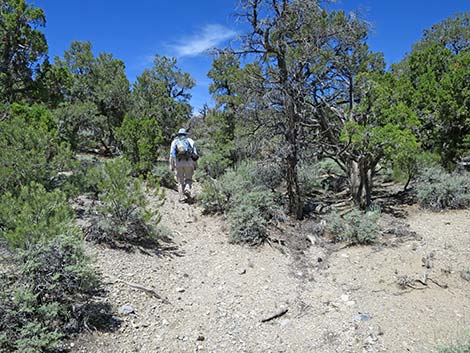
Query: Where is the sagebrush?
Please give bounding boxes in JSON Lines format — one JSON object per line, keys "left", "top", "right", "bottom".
{"left": 0, "top": 235, "right": 106, "bottom": 353}
{"left": 325, "top": 208, "right": 381, "bottom": 245}
{"left": 416, "top": 167, "right": 470, "bottom": 210}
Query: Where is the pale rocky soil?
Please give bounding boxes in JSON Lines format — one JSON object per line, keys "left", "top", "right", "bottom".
{"left": 71, "top": 187, "right": 470, "bottom": 353}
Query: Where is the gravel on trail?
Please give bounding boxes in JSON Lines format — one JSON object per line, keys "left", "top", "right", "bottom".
{"left": 71, "top": 188, "right": 470, "bottom": 353}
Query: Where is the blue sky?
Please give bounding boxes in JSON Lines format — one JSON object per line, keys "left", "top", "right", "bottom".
{"left": 34, "top": 0, "right": 469, "bottom": 113}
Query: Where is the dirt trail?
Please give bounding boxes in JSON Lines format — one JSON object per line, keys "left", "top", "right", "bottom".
{"left": 73, "top": 188, "right": 470, "bottom": 353}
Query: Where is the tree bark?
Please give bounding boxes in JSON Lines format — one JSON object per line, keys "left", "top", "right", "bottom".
{"left": 349, "top": 160, "right": 373, "bottom": 209}
{"left": 278, "top": 53, "right": 303, "bottom": 219}
{"left": 285, "top": 103, "right": 303, "bottom": 219}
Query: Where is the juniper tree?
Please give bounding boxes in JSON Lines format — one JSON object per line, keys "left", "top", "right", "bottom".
{"left": 0, "top": 0, "right": 47, "bottom": 103}
{"left": 206, "top": 51, "right": 243, "bottom": 165}
{"left": 54, "top": 41, "right": 130, "bottom": 153}
{"left": 236, "top": 0, "right": 422, "bottom": 210}
{"left": 130, "top": 55, "right": 194, "bottom": 147}
{"left": 397, "top": 14, "right": 470, "bottom": 168}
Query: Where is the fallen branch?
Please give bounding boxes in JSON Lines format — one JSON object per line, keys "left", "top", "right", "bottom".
{"left": 427, "top": 277, "right": 448, "bottom": 289}
{"left": 397, "top": 274, "right": 449, "bottom": 291}
{"left": 261, "top": 307, "right": 288, "bottom": 323}
{"left": 117, "top": 279, "right": 171, "bottom": 304}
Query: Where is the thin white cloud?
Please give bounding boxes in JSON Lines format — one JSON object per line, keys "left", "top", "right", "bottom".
{"left": 169, "top": 24, "right": 237, "bottom": 57}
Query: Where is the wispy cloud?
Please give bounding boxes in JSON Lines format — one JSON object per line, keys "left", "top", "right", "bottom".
{"left": 169, "top": 24, "right": 237, "bottom": 57}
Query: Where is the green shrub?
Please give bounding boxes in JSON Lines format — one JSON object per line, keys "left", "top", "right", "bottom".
{"left": 228, "top": 191, "right": 284, "bottom": 246}
{"left": 253, "top": 162, "right": 284, "bottom": 190}
{"left": 197, "top": 151, "right": 231, "bottom": 179}
{"left": 52, "top": 155, "right": 103, "bottom": 198}
{"left": 416, "top": 167, "right": 470, "bottom": 210}
{"left": 325, "top": 208, "right": 381, "bottom": 245}
{"left": 198, "top": 162, "right": 286, "bottom": 245}
{"left": 229, "top": 203, "right": 268, "bottom": 246}
{"left": 198, "top": 179, "right": 229, "bottom": 215}
{"left": 88, "top": 158, "right": 162, "bottom": 244}
{"left": 0, "top": 183, "right": 76, "bottom": 250}
{"left": 198, "top": 162, "right": 260, "bottom": 215}
{"left": 116, "top": 114, "right": 164, "bottom": 174}
{"left": 392, "top": 151, "right": 440, "bottom": 188}
{"left": 19, "top": 234, "right": 99, "bottom": 301}
{"left": 0, "top": 106, "right": 73, "bottom": 195}
{"left": 0, "top": 235, "right": 103, "bottom": 353}
{"left": 298, "top": 159, "right": 346, "bottom": 195}
{"left": 151, "top": 164, "right": 177, "bottom": 190}
{"left": 316, "top": 158, "right": 344, "bottom": 175}
{"left": 10, "top": 103, "right": 58, "bottom": 135}
{"left": 220, "top": 162, "right": 258, "bottom": 195}
{"left": 298, "top": 163, "right": 323, "bottom": 196}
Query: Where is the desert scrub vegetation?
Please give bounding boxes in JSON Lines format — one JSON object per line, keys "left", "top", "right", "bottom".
{"left": 0, "top": 182, "right": 105, "bottom": 353}
{"left": 0, "top": 183, "right": 76, "bottom": 249}
{"left": 196, "top": 151, "right": 232, "bottom": 179}
{"left": 0, "top": 235, "right": 105, "bottom": 353}
{"left": 228, "top": 190, "right": 285, "bottom": 245}
{"left": 198, "top": 162, "right": 285, "bottom": 245}
{"left": 324, "top": 208, "right": 381, "bottom": 245}
{"left": 0, "top": 103, "right": 73, "bottom": 195}
{"left": 416, "top": 167, "right": 470, "bottom": 210}
{"left": 198, "top": 162, "right": 260, "bottom": 215}
{"left": 87, "top": 158, "right": 164, "bottom": 245}
{"left": 439, "top": 341, "right": 470, "bottom": 353}
{"left": 151, "top": 164, "right": 177, "bottom": 190}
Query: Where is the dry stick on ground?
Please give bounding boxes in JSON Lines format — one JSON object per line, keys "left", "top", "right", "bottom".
{"left": 261, "top": 307, "right": 288, "bottom": 323}
{"left": 115, "top": 279, "right": 171, "bottom": 304}
{"left": 398, "top": 274, "right": 449, "bottom": 291}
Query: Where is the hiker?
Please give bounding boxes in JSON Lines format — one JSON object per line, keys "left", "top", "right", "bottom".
{"left": 169, "top": 128, "right": 199, "bottom": 202}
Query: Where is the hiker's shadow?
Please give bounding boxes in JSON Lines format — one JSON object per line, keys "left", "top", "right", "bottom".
{"left": 127, "top": 233, "right": 185, "bottom": 258}
{"left": 85, "top": 223, "right": 185, "bottom": 258}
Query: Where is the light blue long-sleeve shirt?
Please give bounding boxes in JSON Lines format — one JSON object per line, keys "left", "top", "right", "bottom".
{"left": 170, "top": 137, "right": 197, "bottom": 158}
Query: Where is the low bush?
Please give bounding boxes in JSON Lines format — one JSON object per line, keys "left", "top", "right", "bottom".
{"left": 54, "top": 156, "right": 102, "bottom": 198}
{"left": 197, "top": 151, "right": 231, "bottom": 179}
{"left": 0, "top": 183, "right": 76, "bottom": 250}
{"left": 0, "top": 105, "right": 73, "bottom": 196}
{"left": 198, "top": 162, "right": 260, "bottom": 215}
{"left": 253, "top": 162, "right": 284, "bottom": 191}
{"left": 298, "top": 159, "right": 346, "bottom": 196}
{"left": 198, "top": 179, "right": 229, "bottom": 215}
{"left": 325, "top": 208, "right": 381, "bottom": 245}
{"left": 298, "top": 163, "right": 323, "bottom": 196}
{"left": 229, "top": 202, "right": 268, "bottom": 246}
{"left": 228, "top": 190, "right": 285, "bottom": 246}
{"left": 198, "top": 162, "right": 286, "bottom": 245}
{"left": 0, "top": 177, "right": 107, "bottom": 353}
{"left": 87, "top": 158, "right": 162, "bottom": 244}
{"left": 416, "top": 167, "right": 470, "bottom": 210}
{"left": 151, "top": 164, "right": 177, "bottom": 190}
{"left": 0, "top": 235, "right": 106, "bottom": 353}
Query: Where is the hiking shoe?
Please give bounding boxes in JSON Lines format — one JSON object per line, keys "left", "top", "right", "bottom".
{"left": 184, "top": 189, "right": 191, "bottom": 198}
